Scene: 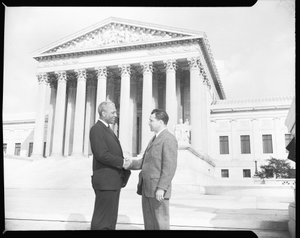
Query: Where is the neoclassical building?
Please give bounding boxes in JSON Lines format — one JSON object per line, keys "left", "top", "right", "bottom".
{"left": 3, "top": 17, "right": 294, "bottom": 185}
{"left": 29, "top": 17, "right": 225, "bottom": 159}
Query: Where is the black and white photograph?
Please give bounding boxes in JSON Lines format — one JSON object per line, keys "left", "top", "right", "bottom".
{"left": 3, "top": 1, "right": 295, "bottom": 236}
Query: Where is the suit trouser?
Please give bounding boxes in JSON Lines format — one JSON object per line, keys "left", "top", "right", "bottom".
{"left": 90, "top": 189, "right": 121, "bottom": 230}
{"left": 141, "top": 189, "right": 170, "bottom": 230}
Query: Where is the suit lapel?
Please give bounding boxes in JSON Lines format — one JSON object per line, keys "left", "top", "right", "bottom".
{"left": 98, "top": 121, "right": 121, "bottom": 146}
{"left": 146, "top": 129, "right": 168, "bottom": 151}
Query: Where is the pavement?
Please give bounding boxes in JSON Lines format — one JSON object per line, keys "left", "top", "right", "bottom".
{"left": 3, "top": 156, "right": 294, "bottom": 237}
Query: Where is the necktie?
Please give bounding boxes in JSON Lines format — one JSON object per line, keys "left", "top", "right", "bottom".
{"left": 151, "top": 135, "right": 156, "bottom": 145}
{"left": 108, "top": 125, "right": 117, "bottom": 138}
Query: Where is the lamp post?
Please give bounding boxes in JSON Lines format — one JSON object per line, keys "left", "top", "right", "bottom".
{"left": 255, "top": 160, "right": 258, "bottom": 174}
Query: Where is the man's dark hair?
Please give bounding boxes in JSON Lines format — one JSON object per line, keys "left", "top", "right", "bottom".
{"left": 151, "top": 109, "right": 169, "bottom": 125}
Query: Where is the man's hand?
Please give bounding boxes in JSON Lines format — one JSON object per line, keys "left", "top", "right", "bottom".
{"left": 123, "top": 157, "right": 132, "bottom": 170}
{"left": 155, "top": 188, "right": 165, "bottom": 202}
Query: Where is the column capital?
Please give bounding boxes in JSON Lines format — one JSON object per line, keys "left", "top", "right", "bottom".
{"left": 95, "top": 66, "right": 107, "bottom": 77}
{"left": 55, "top": 70, "right": 67, "bottom": 83}
{"left": 75, "top": 68, "right": 87, "bottom": 81}
{"left": 140, "top": 62, "right": 153, "bottom": 74}
{"left": 118, "top": 64, "right": 131, "bottom": 75}
{"left": 164, "top": 59, "right": 177, "bottom": 72}
{"left": 187, "top": 57, "right": 203, "bottom": 71}
{"left": 36, "top": 72, "right": 49, "bottom": 84}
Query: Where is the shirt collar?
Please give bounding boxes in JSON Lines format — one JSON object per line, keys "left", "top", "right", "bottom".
{"left": 156, "top": 127, "right": 167, "bottom": 138}
{"left": 99, "top": 119, "right": 109, "bottom": 128}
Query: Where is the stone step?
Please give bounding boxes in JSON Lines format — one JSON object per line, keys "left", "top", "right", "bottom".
{"left": 5, "top": 218, "right": 290, "bottom": 238}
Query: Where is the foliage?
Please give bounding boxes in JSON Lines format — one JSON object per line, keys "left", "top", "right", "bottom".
{"left": 256, "top": 157, "right": 294, "bottom": 179}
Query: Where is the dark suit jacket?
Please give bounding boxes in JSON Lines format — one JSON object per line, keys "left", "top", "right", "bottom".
{"left": 131, "top": 129, "right": 178, "bottom": 198}
{"left": 89, "top": 120, "right": 130, "bottom": 190}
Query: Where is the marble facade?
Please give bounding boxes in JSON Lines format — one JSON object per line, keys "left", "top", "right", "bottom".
{"left": 29, "top": 17, "right": 225, "bottom": 158}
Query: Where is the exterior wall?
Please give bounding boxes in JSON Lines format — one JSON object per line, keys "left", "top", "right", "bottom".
{"left": 3, "top": 121, "right": 47, "bottom": 157}
{"left": 210, "top": 107, "right": 295, "bottom": 183}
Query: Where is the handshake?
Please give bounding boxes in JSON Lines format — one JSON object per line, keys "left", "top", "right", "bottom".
{"left": 123, "top": 157, "right": 132, "bottom": 170}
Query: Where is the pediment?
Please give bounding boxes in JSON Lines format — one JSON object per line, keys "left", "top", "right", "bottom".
{"left": 34, "top": 17, "right": 203, "bottom": 57}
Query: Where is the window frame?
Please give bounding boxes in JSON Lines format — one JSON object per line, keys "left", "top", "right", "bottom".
{"left": 241, "top": 135, "right": 251, "bottom": 154}
{"left": 221, "top": 169, "right": 229, "bottom": 178}
{"left": 262, "top": 134, "right": 273, "bottom": 153}
{"left": 220, "top": 136, "right": 229, "bottom": 154}
{"left": 243, "top": 169, "right": 251, "bottom": 178}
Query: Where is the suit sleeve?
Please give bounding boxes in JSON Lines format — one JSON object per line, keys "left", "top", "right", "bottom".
{"left": 157, "top": 135, "right": 178, "bottom": 190}
{"left": 89, "top": 125, "right": 123, "bottom": 169}
{"left": 130, "top": 157, "right": 143, "bottom": 170}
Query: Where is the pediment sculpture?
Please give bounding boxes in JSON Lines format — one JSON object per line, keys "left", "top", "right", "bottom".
{"left": 45, "top": 23, "right": 189, "bottom": 54}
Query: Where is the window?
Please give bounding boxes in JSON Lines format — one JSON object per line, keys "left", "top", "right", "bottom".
{"left": 14, "top": 143, "right": 21, "bottom": 156}
{"left": 243, "top": 169, "right": 251, "bottom": 178}
{"left": 262, "top": 134, "right": 273, "bottom": 153}
{"left": 241, "top": 135, "right": 251, "bottom": 154}
{"left": 3, "top": 143, "right": 7, "bottom": 154}
{"left": 28, "top": 142, "right": 33, "bottom": 157}
{"left": 221, "top": 169, "right": 229, "bottom": 178}
{"left": 220, "top": 136, "right": 229, "bottom": 154}
{"left": 285, "top": 134, "right": 293, "bottom": 153}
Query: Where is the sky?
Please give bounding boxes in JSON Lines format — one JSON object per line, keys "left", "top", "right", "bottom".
{"left": 3, "top": 1, "right": 295, "bottom": 115}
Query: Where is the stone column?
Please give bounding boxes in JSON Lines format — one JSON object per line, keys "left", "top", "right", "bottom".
{"left": 51, "top": 70, "right": 67, "bottom": 157}
{"left": 63, "top": 77, "right": 76, "bottom": 156}
{"left": 95, "top": 66, "right": 107, "bottom": 122}
{"left": 72, "top": 69, "right": 87, "bottom": 158}
{"left": 84, "top": 76, "right": 97, "bottom": 157}
{"left": 118, "top": 64, "right": 131, "bottom": 157}
{"left": 176, "top": 69, "right": 183, "bottom": 122}
{"left": 131, "top": 75, "right": 138, "bottom": 157}
{"left": 45, "top": 77, "right": 57, "bottom": 157}
{"left": 188, "top": 57, "right": 208, "bottom": 153}
{"left": 164, "top": 59, "right": 177, "bottom": 134}
{"left": 140, "top": 62, "right": 154, "bottom": 152}
{"left": 153, "top": 72, "right": 159, "bottom": 109}
{"left": 31, "top": 72, "right": 48, "bottom": 158}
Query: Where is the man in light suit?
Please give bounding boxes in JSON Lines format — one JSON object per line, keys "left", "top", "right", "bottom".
{"left": 89, "top": 101, "right": 131, "bottom": 230}
{"left": 125, "top": 109, "right": 178, "bottom": 230}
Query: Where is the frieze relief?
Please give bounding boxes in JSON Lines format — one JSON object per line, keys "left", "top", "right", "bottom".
{"left": 44, "top": 23, "right": 189, "bottom": 54}
{"left": 147, "top": 43, "right": 200, "bottom": 55}
{"left": 38, "top": 56, "right": 80, "bottom": 67}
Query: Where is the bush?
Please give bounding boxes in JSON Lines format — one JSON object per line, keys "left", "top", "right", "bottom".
{"left": 256, "top": 157, "right": 294, "bottom": 179}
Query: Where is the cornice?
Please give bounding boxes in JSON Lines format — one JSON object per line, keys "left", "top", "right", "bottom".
{"left": 33, "top": 36, "right": 201, "bottom": 60}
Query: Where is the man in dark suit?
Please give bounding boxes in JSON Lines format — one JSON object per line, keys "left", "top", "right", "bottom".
{"left": 124, "top": 109, "right": 178, "bottom": 230}
{"left": 89, "top": 101, "right": 131, "bottom": 230}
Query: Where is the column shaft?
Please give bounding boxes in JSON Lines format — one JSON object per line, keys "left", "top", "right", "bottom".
{"left": 84, "top": 80, "right": 96, "bottom": 157}
{"left": 95, "top": 66, "right": 107, "bottom": 122}
{"left": 141, "top": 62, "right": 154, "bottom": 152}
{"left": 188, "top": 57, "right": 208, "bottom": 153}
{"left": 31, "top": 72, "right": 48, "bottom": 158}
{"left": 72, "top": 69, "right": 87, "bottom": 157}
{"left": 45, "top": 82, "right": 57, "bottom": 157}
{"left": 64, "top": 81, "right": 76, "bottom": 156}
{"left": 118, "top": 64, "right": 131, "bottom": 157}
{"left": 164, "top": 59, "right": 177, "bottom": 134}
{"left": 51, "top": 71, "right": 67, "bottom": 157}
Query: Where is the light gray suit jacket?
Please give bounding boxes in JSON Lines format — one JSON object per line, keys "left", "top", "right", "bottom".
{"left": 131, "top": 129, "right": 178, "bottom": 198}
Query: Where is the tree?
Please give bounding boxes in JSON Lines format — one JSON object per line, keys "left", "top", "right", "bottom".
{"left": 256, "top": 157, "right": 294, "bottom": 179}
